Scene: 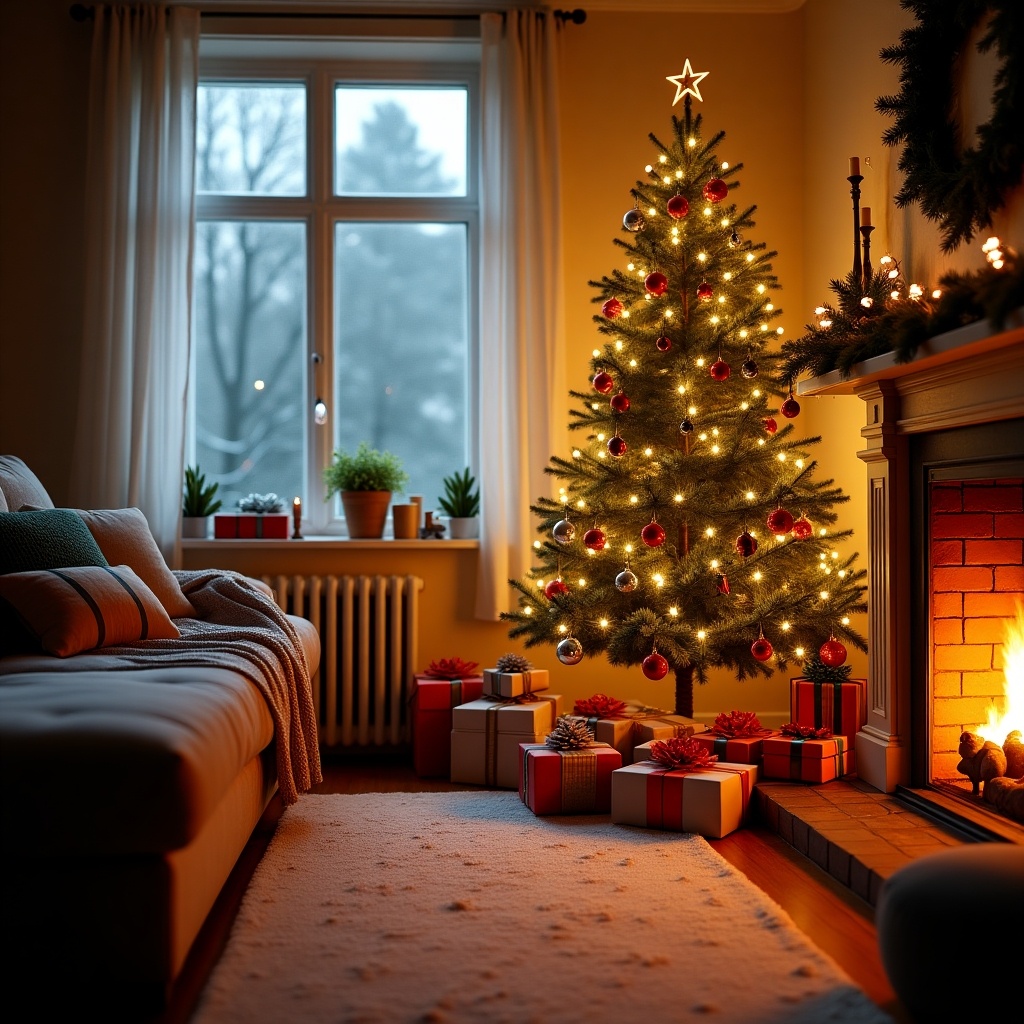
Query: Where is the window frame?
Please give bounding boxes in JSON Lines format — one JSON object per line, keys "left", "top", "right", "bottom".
{"left": 194, "top": 46, "right": 480, "bottom": 536}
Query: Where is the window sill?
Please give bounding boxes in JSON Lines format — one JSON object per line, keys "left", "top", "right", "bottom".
{"left": 181, "top": 537, "right": 479, "bottom": 551}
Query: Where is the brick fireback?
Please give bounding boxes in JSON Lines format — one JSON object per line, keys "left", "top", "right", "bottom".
{"left": 930, "top": 478, "right": 1024, "bottom": 782}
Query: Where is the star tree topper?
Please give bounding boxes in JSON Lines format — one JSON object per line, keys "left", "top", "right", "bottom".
{"left": 666, "top": 58, "right": 708, "bottom": 105}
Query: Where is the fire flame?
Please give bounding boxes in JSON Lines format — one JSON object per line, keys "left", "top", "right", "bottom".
{"left": 977, "top": 603, "right": 1024, "bottom": 744}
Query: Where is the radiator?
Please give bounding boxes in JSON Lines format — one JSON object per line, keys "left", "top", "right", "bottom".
{"left": 262, "top": 574, "right": 424, "bottom": 748}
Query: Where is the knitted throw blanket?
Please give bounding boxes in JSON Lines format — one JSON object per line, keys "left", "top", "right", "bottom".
{"left": 3, "top": 570, "right": 322, "bottom": 804}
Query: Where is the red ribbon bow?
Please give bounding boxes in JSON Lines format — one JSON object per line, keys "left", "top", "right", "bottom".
{"left": 422, "top": 657, "right": 480, "bottom": 680}
{"left": 710, "top": 710, "right": 772, "bottom": 738}
{"left": 647, "top": 735, "right": 718, "bottom": 772}
{"left": 780, "top": 721, "right": 833, "bottom": 739}
{"left": 573, "top": 693, "right": 629, "bottom": 718}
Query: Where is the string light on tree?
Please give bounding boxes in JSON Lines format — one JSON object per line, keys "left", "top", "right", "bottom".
{"left": 501, "top": 64, "right": 866, "bottom": 717}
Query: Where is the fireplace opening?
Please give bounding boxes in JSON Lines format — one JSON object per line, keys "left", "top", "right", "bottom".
{"left": 910, "top": 420, "right": 1024, "bottom": 839}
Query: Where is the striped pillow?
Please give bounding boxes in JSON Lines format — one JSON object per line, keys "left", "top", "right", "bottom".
{"left": 0, "top": 564, "right": 180, "bottom": 657}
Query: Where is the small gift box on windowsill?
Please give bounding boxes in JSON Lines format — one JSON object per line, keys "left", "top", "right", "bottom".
{"left": 213, "top": 513, "right": 290, "bottom": 539}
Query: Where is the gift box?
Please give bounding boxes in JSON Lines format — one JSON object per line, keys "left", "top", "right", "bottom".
{"left": 761, "top": 734, "right": 851, "bottom": 783}
{"left": 213, "top": 512, "right": 290, "bottom": 539}
{"left": 450, "top": 695, "right": 563, "bottom": 789}
{"left": 790, "top": 677, "right": 866, "bottom": 741}
{"left": 690, "top": 732, "right": 775, "bottom": 765}
{"left": 410, "top": 675, "right": 484, "bottom": 778}
{"left": 518, "top": 741, "right": 621, "bottom": 815}
{"left": 610, "top": 761, "right": 758, "bottom": 838}
{"left": 482, "top": 667, "right": 550, "bottom": 698}
{"left": 566, "top": 702, "right": 703, "bottom": 766}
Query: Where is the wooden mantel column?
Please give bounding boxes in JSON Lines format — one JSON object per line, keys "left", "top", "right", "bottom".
{"left": 855, "top": 380, "right": 911, "bottom": 792}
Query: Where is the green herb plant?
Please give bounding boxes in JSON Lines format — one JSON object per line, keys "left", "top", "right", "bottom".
{"left": 182, "top": 465, "right": 223, "bottom": 517}
{"left": 324, "top": 442, "right": 409, "bottom": 497}
{"left": 438, "top": 467, "right": 480, "bottom": 518}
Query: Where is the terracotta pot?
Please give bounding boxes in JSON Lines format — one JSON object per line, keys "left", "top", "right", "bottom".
{"left": 341, "top": 491, "right": 392, "bottom": 539}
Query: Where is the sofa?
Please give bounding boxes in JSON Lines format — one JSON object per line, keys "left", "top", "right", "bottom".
{"left": 0, "top": 456, "right": 321, "bottom": 1014}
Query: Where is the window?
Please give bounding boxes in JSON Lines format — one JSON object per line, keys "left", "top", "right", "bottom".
{"left": 192, "top": 31, "right": 479, "bottom": 534}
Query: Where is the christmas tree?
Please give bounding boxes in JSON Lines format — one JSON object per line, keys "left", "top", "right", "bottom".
{"left": 502, "top": 63, "right": 868, "bottom": 717}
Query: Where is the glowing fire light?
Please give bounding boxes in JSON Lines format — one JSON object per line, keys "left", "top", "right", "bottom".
{"left": 976, "top": 604, "right": 1024, "bottom": 744}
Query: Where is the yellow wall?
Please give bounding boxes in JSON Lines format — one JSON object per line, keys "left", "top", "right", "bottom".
{"left": 3, "top": 0, "right": 1019, "bottom": 722}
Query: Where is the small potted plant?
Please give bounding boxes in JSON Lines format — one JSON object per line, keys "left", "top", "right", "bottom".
{"left": 324, "top": 442, "right": 409, "bottom": 539}
{"left": 182, "top": 465, "right": 222, "bottom": 538}
{"left": 438, "top": 467, "right": 480, "bottom": 539}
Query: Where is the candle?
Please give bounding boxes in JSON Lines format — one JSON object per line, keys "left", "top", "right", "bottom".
{"left": 292, "top": 496, "right": 302, "bottom": 538}
{"left": 849, "top": 157, "right": 860, "bottom": 177}
{"left": 861, "top": 207, "right": 871, "bottom": 227}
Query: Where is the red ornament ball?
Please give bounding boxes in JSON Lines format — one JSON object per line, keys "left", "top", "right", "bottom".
{"left": 667, "top": 194, "right": 690, "bottom": 219}
{"left": 592, "top": 371, "right": 614, "bottom": 394}
{"left": 762, "top": 417, "right": 778, "bottom": 435}
{"left": 641, "top": 521, "right": 666, "bottom": 547}
{"left": 602, "top": 297, "right": 624, "bottom": 319}
{"left": 645, "top": 272, "right": 668, "bottom": 296}
{"left": 642, "top": 651, "right": 670, "bottom": 680}
{"left": 696, "top": 282, "right": 713, "bottom": 302}
{"left": 781, "top": 395, "right": 801, "bottom": 418}
{"left": 583, "top": 527, "right": 606, "bottom": 551}
{"left": 703, "top": 177, "right": 729, "bottom": 202}
{"left": 751, "top": 637, "right": 774, "bottom": 662}
{"left": 791, "top": 516, "right": 813, "bottom": 540}
{"left": 607, "top": 435, "right": 628, "bottom": 457}
{"left": 767, "top": 508, "right": 795, "bottom": 534}
{"left": 710, "top": 357, "right": 731, "bottom": 381}
{"left": 736, "top": 531, "right": 758, "bottom": 558}
{"left": 544, "top": 578, "right": 569, "bottom": 599}
{"left": 655, "top": 334, "right": 673, "bottom": 352}
{"left": 610, "top": 391, "right": 631, "bottom": 413}
{"left": 819, "top": 638, "right": 848, "bottom": 667}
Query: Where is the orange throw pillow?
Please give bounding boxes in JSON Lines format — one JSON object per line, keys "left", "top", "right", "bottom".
{"left": 0, "top": 564, "right": 180, "bottom": 657}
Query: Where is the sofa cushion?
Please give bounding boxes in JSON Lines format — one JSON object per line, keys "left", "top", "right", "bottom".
{"left": 0, "top": 455, "right": 55, "bottom": 512}
{"left": 0, "top": 564, "right": 181, "bottom": 657}
{"left": 0, "top": 614, "right": 318, "bottom": 857}
{"left": 75, "top": 507, "right": 196, "bottom": 618}
{"left": 0, "top": 508, "right": 108, "bottom": 576}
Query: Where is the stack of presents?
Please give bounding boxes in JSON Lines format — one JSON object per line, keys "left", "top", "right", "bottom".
{"left": 409, "top": 653, "right": 866, "bottom": 839}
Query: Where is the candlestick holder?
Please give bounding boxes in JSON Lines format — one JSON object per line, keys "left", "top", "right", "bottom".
{"left": 859, "top": 224, "right": 875, "bottom": 291}
{"left": 848, "top": 173, "right": 863, "bottom": 284}
{"left": 292, "top": 502, "right": 303, "bottom": 540}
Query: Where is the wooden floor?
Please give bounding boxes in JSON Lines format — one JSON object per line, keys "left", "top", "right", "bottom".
{"left": 156, "top": 755, "right": 912, "bottom": 1024}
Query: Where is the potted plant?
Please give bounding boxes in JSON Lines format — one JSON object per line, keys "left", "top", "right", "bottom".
{"left": 438, "top": 467, "right": 480, "bottom": 539}
{"left": 324, "top": 442, "right": 409, "bottom": 539}
{"left": 182, "top": 465, "right": 222, "bottom": 538}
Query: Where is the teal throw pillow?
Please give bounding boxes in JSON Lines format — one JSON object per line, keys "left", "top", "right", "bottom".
{"left": 0, "top": 509, "right": 109, "bottom": 576}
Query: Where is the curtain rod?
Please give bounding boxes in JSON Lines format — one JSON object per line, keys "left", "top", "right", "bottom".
{"left": 69, "top": 5, "right": 586, "bottom": 24}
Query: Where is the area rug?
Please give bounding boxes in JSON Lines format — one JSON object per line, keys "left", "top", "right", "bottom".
{"left": 190, "top": 791, "right": 894, "bottom": 1024}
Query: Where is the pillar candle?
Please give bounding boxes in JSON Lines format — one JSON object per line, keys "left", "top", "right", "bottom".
{"left": 293, "top": 496, "right": 302, "bottom": 534}
{"left": 861, "top": 207, "right": 871, "bottom": 227}
{"left": 849, "top": 157, "right": 860, "bottom": 177}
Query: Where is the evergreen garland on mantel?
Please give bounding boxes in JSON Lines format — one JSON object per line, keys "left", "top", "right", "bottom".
{"left": 876, "top": 0, "right": 1024, "bottom": 254}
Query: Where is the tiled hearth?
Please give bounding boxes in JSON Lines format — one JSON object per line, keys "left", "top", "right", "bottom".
{"left": 753, "top": 778, "right": 970, "bottom": 906}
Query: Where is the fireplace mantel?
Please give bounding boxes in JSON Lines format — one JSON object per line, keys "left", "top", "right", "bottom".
{"left": 797, "top": 312, "right": 1024, "bottom": 795}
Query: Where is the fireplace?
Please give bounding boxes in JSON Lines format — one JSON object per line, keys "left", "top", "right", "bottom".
{"left": 798, "top": 313, "right": 1024, "bottom": 841}
{"left": 911, "top": 426, "right": 1024, "bottom": 831}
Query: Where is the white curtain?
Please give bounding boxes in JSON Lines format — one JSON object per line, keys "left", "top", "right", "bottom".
{"left": 70, "top": 4, "right": 200, "bottom": 565}
{"left": 476, "top": 10, "right": 566, "bottom": 621}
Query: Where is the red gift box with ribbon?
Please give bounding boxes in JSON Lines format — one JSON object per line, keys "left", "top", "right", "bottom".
{"left": 691, "top": 710, "right": 775, "bottom": 765}
{"left": 762, "top": 727, "right": 851, "bottom": 783}
{"left": 519, "top": 741, "right": 621, "bottom": 815}
{"left": 213, "top": 512, "right": 289, "bottom": 539}
{"left": 790, "top": 677, "right": 866, "bottom": 746}
{"left": 410, "top": 673, "right": 484, "bottom": 778}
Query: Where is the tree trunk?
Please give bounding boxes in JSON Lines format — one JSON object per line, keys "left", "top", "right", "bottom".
{"left": 674, "top": 663, "right": 694, "bottom": 718}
